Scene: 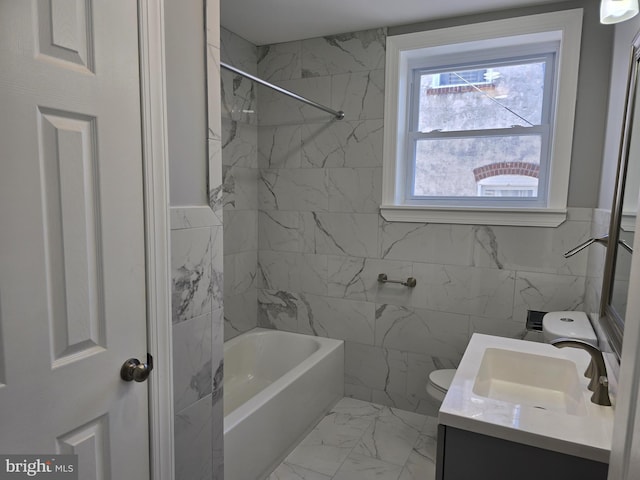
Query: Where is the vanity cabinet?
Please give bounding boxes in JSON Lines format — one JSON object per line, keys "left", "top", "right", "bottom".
{"left": 435, "top": 424, "right": 608, "bottom": 480}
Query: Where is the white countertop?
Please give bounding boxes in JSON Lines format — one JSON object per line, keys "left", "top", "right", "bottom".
{"left": 438, "top": 333, "right": 615, "bottom": 463}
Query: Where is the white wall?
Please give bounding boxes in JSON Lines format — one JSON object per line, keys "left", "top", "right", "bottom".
{"left": 165, "top": 0, "right": 209, "bottom": 205}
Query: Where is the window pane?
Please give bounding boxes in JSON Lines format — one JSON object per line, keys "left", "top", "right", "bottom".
{"left": 413, "top": 135, "right": 541, "bottom": 197}
{"left": 418, "top": 61, "right": 547, "bottom": 132}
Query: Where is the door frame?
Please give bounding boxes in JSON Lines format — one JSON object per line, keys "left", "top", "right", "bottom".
{"left": 138, "top": 1, "right": 174, "bottom": 479}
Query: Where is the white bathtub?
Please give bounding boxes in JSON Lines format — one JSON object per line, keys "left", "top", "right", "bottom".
{"left": 223, "top": 328, "right": 344, "bottom": 480}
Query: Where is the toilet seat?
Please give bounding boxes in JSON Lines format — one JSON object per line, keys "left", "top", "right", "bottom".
{"left": 426, "top": 369, "right": 456, "bottom": 403}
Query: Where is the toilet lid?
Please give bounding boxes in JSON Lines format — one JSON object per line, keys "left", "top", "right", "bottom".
{"left": 428, "top": 369, "right": 456, "bottom": 392}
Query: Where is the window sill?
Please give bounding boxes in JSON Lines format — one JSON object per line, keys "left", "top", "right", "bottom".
{"left": 379, "top": 204, "right": 567, "bottom": 227}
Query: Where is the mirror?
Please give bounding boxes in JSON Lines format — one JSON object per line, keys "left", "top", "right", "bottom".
{"left": 601, "top": 33, "right": 640, "bottom": 358}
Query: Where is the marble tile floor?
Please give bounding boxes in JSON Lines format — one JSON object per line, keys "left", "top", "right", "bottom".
{"left": 267, "top": 397, "right": 437, "bottom": 480}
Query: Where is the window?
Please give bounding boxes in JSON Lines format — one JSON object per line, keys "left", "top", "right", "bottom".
{"left": 381, "top": 10, "right": 583, "bottom": 226}
{"left": 408, "top": 52, "right": 555, "bottom": 207}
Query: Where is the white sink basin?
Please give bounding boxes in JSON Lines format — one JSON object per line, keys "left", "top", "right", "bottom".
{"left": 438, "top": 334, "right": 615, "bottom": 463}
{"left": 472, "top": 348, "right": 587, "bottom": 416}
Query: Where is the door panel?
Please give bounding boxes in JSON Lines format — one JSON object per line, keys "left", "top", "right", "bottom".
{"left": 0, "top": 1, "right": 149, "bottom": 478}
{"left": 36, "top": 0, "right": 95, "bottom": 72}
{"left": 38, "top": 108, "right": 106, "bottom": 367}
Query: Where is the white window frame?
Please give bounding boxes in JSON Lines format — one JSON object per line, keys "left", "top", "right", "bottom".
{"left": 381, "top": 9, "right": 583, "bottom": 227}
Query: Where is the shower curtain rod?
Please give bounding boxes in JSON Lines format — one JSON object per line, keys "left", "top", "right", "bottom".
{"left": 221, "top": 61, "right": 345, "bottom": 120}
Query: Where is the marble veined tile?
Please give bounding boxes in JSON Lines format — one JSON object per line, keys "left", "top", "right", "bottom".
{"left": 225, "top": 250, "right": 257, "bottom": 297}
{"left": 258, "top": 289, "right": 299, "bottom": 332}
{"left": 472, "top": 221, "right": 591, "bottom": 275}
{"left": 221, "top": 69, "right": 257, "bottom": 126}
{"left": 258, "top": 125, "right": 303, "bottom": 169}
{"left": 258, "top": 41, "right": 302, "bottom": 82}
{"left": 345, "top": 342, "right": 408, "bottom": 394}
{"left": 212, "top": 395, "right": 224, "bottom": 480}
{"left": 399, "top": 434, "right": 437, "bottom": 480}
{"left": 207, "top": 43, "right": 222, "bottom": 142}
{"left": 259, "top": 169, "right": 328, "bottom": 212}
{"left": 284, "top": 429, "right": 354, "bottom": 477}
{"left": 223, "top": 209, "right": 258, "bottom": 254}
{"left": 312, "top": 213, "right": 378, "bottom": 257}
{"left": 352, "top": 406, "right": 426, "bottom": 466}
{"left": 331, "top": 396, "right": 385, "bottom": 419}
{"left": 171, "top": 227, "right": 212, "bottom": 324}
{"left": 258, "top": 250, "right": 299, "bottom": 291}
{"left": 258, "top": 251, "right": 328, "bottom": 296}
{"left": 301, "top": 29, "right": 386, "bottom": 77}
{"left": 222, "top": 119, "right": 257, "bottom": 168}
{"left": 221, "top": 27, "right": 258, "bottom": 75}
{"left": 411, "top": 263, "right": 516, "bottom": 319}
{"left": 211, "top": 306, "right": 224, "bottom": 408}
{"left": 301, "top": 120, "right": 384, "bottom": 168}
{"left": 223, "top": 290, "right": 258, "bottom": 341}
{"left": 310, "top": 408, "right": 374, "bottom": 448}
{"left": 297, "top": 294, "right": 375, "bottom": 344}
{"left": 379, "top": 221, "right": 474, "bottom": 266}
{"left": 268, "top": 462, "right": 331, "bottom": 480}
{"left": 333, "top": 452, "right": 403, "bottom": 480}
{"left": 259, "top": 210, "right": 304, "bottom": 253}
{"left": 371, "top": 390, "right": 423, "bottom": 414}
{"left": 170, "top": 206, "right": 218, "bottom": 230}
{"left": 328, "top": 167, "right": 382, "bottom": 213}
{"left": 175, "top": 395, "right": 213, "bottom": 480}
{"left": 258, "top": 76, "right": 332, "bottom": 126}
{"left": 210, "top": 225, "right": 224, "bottom": 311}
{"left": 345, "top": 383, "right": 373, "bottom": 403}
{"left": 209, "top": 139, "right": 224, "bottom": 222}
{"left": 332, "top": 70, "right": 385, "bottom": 121}
{"left": 375, "top": 304, "right": 470, "bottom": 358}
{"left": 470, "top": 315, "right": 528, "bottom": 340}
{"left": 513, "top": 271, "right": 586, "bottom": 323}
{"left": 172, "top": 312, "right": 212, "bottom": 413}
{"left": 327, "top": 256, "right": 413, "bottom": 306}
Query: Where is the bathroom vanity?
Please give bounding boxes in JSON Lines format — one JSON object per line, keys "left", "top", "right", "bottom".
{"left": 436, "top": 334, "right": 613, "bottom": 480}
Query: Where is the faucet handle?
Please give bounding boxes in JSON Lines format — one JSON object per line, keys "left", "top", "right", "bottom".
{"left": 550, "top": 338, "right": 612, "bottom": 407}
{"left": 593, "top": 377, "right": 611, "bottom": 407}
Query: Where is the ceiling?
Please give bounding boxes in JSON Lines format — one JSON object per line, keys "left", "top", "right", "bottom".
{"left": 221, "top": 0, "right": 563, "bottom": 46}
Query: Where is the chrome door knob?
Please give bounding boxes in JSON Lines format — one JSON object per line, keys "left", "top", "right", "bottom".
{"left": 120, "top": 353, "right": 153, "bottom": 382}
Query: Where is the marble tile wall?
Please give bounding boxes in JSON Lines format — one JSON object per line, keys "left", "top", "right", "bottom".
{"left": 221, "top": 27, "right": 259, "bottom": 341}
{"left": 254, "top": 27, "right": 594, "bottom": 416}
{"left": 171, "top": 212, "right": 223, "bottom": 480}
{"left": 172, "top": 0, "right": 224, "bottom": 478}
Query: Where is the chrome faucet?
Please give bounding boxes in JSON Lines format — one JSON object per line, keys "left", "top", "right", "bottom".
{"left": 550, "top": 338, "right": 611, "bottom": 406}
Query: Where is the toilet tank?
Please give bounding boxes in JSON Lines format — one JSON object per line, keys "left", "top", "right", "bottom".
{"left": 542, "top": 311, "right": 598, "bottom": 346}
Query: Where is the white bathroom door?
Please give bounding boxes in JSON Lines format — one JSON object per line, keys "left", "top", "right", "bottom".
{"left": 0, "top": 1, "right": 150, "bottom": 478}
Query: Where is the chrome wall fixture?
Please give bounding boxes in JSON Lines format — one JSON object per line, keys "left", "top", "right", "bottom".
{"left": 564, "top": 235, "right": 610, "bottom": 258}
{"left": 221, "top": 61, "right": 345, "bottom": 120}
{"left": 377, "top": 273, "right": 417, "bottom": 288}
{"left": 563, "top": 234, "right": 633, "bottom": 258}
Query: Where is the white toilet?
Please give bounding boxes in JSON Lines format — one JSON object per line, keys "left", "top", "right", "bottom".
{"left": 425, "top": 311, "right": 598, "bottom": 405}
